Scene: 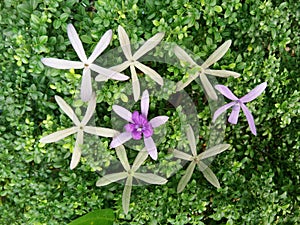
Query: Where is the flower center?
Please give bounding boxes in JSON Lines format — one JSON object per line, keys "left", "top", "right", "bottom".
{"left": 125, "top": 111, "right": 153, "bottom": 140}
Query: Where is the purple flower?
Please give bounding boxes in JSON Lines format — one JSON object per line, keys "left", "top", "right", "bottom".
{"left": 212, "top": 82, "right": 267, "bottom": 135}
{"left": 110, "top": 90, "right": 169, "bottom": 160}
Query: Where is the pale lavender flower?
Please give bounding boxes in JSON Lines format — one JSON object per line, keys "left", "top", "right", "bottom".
{"left": 40, "top": 93, "right": 118, "bottom": 169}
{"left": 41, "top": 24, "right": 128, "bottom": 102}
{"left": 110, "top": 90, "right": 168, "bottom": 160}
{"left": 212, "top": 82, "right": 267, "bottom": 135}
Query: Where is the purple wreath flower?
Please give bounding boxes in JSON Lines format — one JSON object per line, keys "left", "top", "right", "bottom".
{"left": 110, "top": 90, "right": 169, "bottom": 160}
{"left": 212, "top": 82, "right": 267, "bottom": 135}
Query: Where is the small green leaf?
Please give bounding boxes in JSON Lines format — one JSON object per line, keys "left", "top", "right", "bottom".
{"left": 67, "top": 209, "right": 114, "bottom": 225}
{"left": 214, "top": 5, "right": 223, "bottom": 13}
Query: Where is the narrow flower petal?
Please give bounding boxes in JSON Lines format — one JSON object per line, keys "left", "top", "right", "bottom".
{"left": 212, "top": 102, "right": 236, "bottom": 122}
{"left": 172, "top": 149, "right": 193, "bottom": 161}
{"left": 241, "top": 103, "right": 257, "bottom": 135}
{"left": 67, "top": 24, "right": 88, "bottom": 62}
{"left": 141, "top": 90, "right": 149, "bottom": 118}
{"left": 149, "top": 116, "right": 169, "bottom": 128}
{"left": 110, "top": 132, "right": 132, "bottom": 148}
{"left": 70, "top": 130, "right": 83, "bottom": 169}
{"left": 124, "top": 123, "right": 135, "bottom": 132}
{"left": 88, "top": 29, "right": 112, "bottom": 63}
{"left": 40, "top": 127, "right": 78, "bottom": 143}
{"left": 81, "top": 93, "right": 96, "bottom": 125}
{"left": 135, "top": 62, "right": 163, "bottom": 86}
{"left": 132, "top": 32, "right": 165, "bottom": 60}
{"left": 91, "top": 64, "right": 129, "bottom": 81}
{"left": 115, "top": 145, "right": 130, "bottom": 171}
{"left": 41, "top": 58, "right": 84, "bottom": 69}
{"left": 173, "top": 45, "right": 198, "bottom": 67}
{"left": 122, "top": 176, "right": 133, "bottom": 215}
{"left": 214, "top": 85, "right": 239, "bottom": 101}
{"left": 176, "top": 71, "right": 200, "bottom": 91}
{"left": 80, "top": 68, "right": 92, "bottom": 102}
{"left": 200, "top": 73, "right": 218, "bottom": 100}
{"left": 205, "top": 69, "right": 240, "bottom": 78}
{"left": 112, "top": 105, "right": 133, "bottom": 123}
{"left": 55, "top": 96, "right": 80, "bottom": 125}
{"left": 240, "top": 82, "right": 267, "bottom": 103}
{"left": 199, "top": 162, "right": 220, "bottom": 188}
{"left": 198, "top": 143, "right": 230, "bottom": 160}
{"left": 109, "top": 61, "right": 131, "bottom": 73}
{"left": 84, "top": 126, "right": 119, "bottom": 137}
{"left": 201, "top": 40, "right": 232, "bottom": 69}
{"left": 228, "top": 104, "right": 240, "bottom": 124}
{"left": 130, "top": 65, "right": 140, "bottom": 102}
{"left": 134, "top": 173, "right": 167, "bottom": 185}
{"left": 132, "top": 149, "right": 148, "bottom": 172}
{"left": 96, "top": 172, "right": 128, "bottom": 186}
{"left": 144, "top": 137, "right": 157, "bottom": 160}
{"left": 177, "top": 161, "right": 196, "bottom": 193}
{"left": 118, "top": 25, "right": 133, "bottom": 60}
{"left": 186, "top": 125, "right": 197, "bottom": 156}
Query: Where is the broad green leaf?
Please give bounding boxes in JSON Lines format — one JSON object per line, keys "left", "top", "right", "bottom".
{"left": 67, "top": 208, "right": 114, "bottom": 225}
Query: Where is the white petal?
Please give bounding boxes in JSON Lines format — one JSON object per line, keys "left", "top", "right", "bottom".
{"left": 112, "top": 105, "right": 133, "bottom": 123}
{"left": 205, "top": 69, "right": 240, "bottom": 78}
{"left": 149, "top": 116, "right": 169, "bottom": 128}
{"left": 198, "top": 143, "right": 230, "bottom": 160}
{"left": 132, "top": 149, "right": 148, "bottom": 172}
{"left": 40, "top": 127, "right": 78, "bottom": 143}
{"left": 141, "top": 90, "right": 149, "bottom": 118}
{"left": 177, "top": 161, "right": 196, "bottom": 193}
{"left": 144, "top": 137, "right": 157, "bottom": 160}
{"left": 84, "top": 126, "right": 119, "bottom": 137}
{"left": 130, "top": 65, "right": 140, "bottom": 102}
{"left": 176, "top": 71, "right": 200, "bottom": 91}
{"left": 134, "top": 173, "right": 167, "bottom": 185}
{"left": 172, "top": 149, "right": 193, "bottom": 161}
{"left": 67, "top": 24, "right": 88, "bottom": 62}
{"left": 118, "top": 25, "right": 133, "bottom": 60}
{"left": 96, "top": 172, "right": 128, "bottom": 186}
{"left": 186, "top": 125, "right": 197, "bottom": 156}
{"left": 80, "top": 68, "right": 93, "bottom": 102}
{"left": 173, "top": 45, "right": 197, "bottom": 67}
{"left": 55, "top": 95, "right": 80, "bottom": 125}
{"left": 70, "top": 130, "right": 83, "bottom": 169}
{"left": 91, "top": 64, "right": 129, "bottom": 81}
{"left": 199, "top": 74, "right": 218, "bottom": 100}
{"left": 133, "top": 32, "right": 164, "bottom": 60}
{"left": 115, "top": 145, "right": 130, "bottom": 171}
{"left": 109, "top": 61, "right": 131, "bottom": 73}
{"left": 81, "top": 92, "right": 96, "bottom": 125}
{"left": 110, "top": 132, "right": 132, "bottom": 148}
{"left": 135, "top": 62, "right": 163, "bottom": 85}
{"left": 199, "top": 162, "right": 220, "bottom": 188}
{"left": 88, "top": 29, "right": 112, "bottom": 63}
{"left": 201, "top": 40, "right": 232, "bottom": 69}
{"left": 41, "top": 58, "right": 84, "bottom": 69}
{"left": 122, "top": 176, "right": 133, "bottom": 214}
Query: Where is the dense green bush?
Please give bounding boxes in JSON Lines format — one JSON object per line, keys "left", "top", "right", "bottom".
{"left": 0, "top": 0, "right": 299, "bottom": 224}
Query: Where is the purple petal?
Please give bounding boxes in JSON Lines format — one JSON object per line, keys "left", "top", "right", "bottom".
{"left": 212, "top": 102, "right": 235, "bottom": 122}
{"left": 110, "top": 132, "right": 132, "bottom": 148}
{"left": 241, "top": 103, "right": 257, "bottom": 135}
{"left": 124, "top": 123, "right": 135, "bottom": 132}
{"left": 144, "top": 137, "right": 157, "bottom": 160}
{"left": 67, "top": 24, "right": 88, "bottom": 62}
{"left": 112, "top": 105, "right": 133, "bottom": 123}
{"left": 215, "top": 85, "right": 238, "bottom": 101}
{"left": 149, "top": 116, "right": 169, "bottom": 128}
{"left": 240, "top": 82, "right": 267, "bottom": 103}
{"left": 41, "top": 58, "right": 84, "bottom": 69}
{"left": 132, "top": 130, "right": 142, "bottom": 140}
{"left": 80, "top": 68, "right": 92, "bottom": 102}
{"left": 228, "top": 104, "right": 240, "bottom": 124}
{"left": 141, "top": 90, "right": 149, "bottom": 118}
{"left": 132, "top": 111, "right": 140, "bottom": 124}
{"left": 143, "top": 124, "right": 153, "bottom": 138}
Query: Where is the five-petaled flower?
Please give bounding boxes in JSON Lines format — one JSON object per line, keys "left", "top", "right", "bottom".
{"left": 40, "top": 93, "right": 118, "bottom": 169}
{"left": 104, "top": 25, "right": 164, "bottom": 101}
{"left": 212, "top": 82, "right": 267, "bottom": 135}
{"left": 110, "top": 90, "right": 169, "bottom": 160}
{"left": 41, "top": 24, "right": 128, "bottom": 102}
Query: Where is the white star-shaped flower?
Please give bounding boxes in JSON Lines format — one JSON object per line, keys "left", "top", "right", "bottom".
{"left": 42, "top": 24, "right": 129, "bottom": 102}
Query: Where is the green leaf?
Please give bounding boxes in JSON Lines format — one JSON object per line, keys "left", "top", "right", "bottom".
{"left": 214, "top": 5, "right": 223, "bottom": 13}
{"left": 67, "top": 209, "right": 114, "bottom": 225}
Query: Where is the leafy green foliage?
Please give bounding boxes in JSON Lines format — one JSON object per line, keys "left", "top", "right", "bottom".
{"left": 67, "top": 208, "right": 114, "bottom": 225}
{"left": 0, "top": 0, "right": 299, "bottom": 224}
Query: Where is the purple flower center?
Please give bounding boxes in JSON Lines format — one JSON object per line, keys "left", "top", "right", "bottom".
{"left": 124, "top": 111, "right": 153, "bottom": 140}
